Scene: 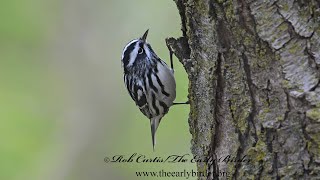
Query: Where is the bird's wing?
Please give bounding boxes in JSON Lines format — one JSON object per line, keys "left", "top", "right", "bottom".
{"left": 155, "top": 61, "right": 176, "bottom": 105}
{"left": 143, "top": 62, "right": 176, "bottom": 118}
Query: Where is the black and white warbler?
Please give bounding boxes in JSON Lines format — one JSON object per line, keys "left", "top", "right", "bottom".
{"left": 121, "top": 30, "right": 184, "bottom": 150}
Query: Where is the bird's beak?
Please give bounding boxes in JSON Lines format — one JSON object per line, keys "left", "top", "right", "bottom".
{"left": 141, "top": 29, "right": 149, "bottom": 42}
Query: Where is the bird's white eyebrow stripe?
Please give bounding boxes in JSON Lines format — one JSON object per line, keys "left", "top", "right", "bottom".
{"left": 127, "top": 42, "right": 140, "bottom": 67}
{"left": 122, "top": 39, "right": 138, "bottom": 59}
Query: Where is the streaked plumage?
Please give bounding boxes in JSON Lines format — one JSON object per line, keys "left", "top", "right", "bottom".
{"left": 121, "top": 30, "right": 176, "bottom": 150}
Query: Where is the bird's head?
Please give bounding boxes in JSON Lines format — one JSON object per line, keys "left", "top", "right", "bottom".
{"left": 121, "top": 29, "right": 156, "bottom": 69}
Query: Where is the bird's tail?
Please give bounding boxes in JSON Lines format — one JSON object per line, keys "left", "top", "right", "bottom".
{"left": 150, "top": 116, "right": 161, "bottom": 151}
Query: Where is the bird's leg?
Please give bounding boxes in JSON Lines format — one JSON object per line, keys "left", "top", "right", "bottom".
{"left": 166, "top": 39, "right": 188, "bottom": 106}
{"left": 168, "top": 45, "right": 174, "bottom": 71}
{"left": 173, "top": 100, "right": 190, "bottom": 105}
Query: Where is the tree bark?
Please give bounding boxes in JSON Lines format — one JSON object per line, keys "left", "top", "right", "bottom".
{"left": 167, "top": 0, "right": 320, "bottom": 179}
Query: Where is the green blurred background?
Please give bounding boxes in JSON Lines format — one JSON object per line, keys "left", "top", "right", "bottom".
{"left": 0, "top": 0, "right": 195, "bottom": 179}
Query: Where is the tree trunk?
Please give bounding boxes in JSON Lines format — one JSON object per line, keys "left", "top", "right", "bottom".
{"left": 166, "top": 0, "right": 320, "bottom": 179}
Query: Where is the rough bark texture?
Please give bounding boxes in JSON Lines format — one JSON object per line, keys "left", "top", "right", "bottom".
{"left": 167, "top": 0, "right": 320, "bottom": 179}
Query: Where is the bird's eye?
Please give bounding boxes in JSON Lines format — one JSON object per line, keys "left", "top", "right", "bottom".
{"left": 138, "top": 47, "right": 144, "bottom": 54}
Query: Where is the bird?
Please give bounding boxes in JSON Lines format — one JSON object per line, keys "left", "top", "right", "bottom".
{"left": 121, "top": 29, "right": 176, "bottom": 150}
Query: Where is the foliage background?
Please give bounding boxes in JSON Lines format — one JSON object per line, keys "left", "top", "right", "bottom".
{"left": 0, "top": 0, "right": 195, "bottom": 179}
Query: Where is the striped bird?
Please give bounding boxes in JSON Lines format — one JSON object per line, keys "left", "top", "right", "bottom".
{"left": 121, "top": 30, "right": 176, "bottom": 150}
